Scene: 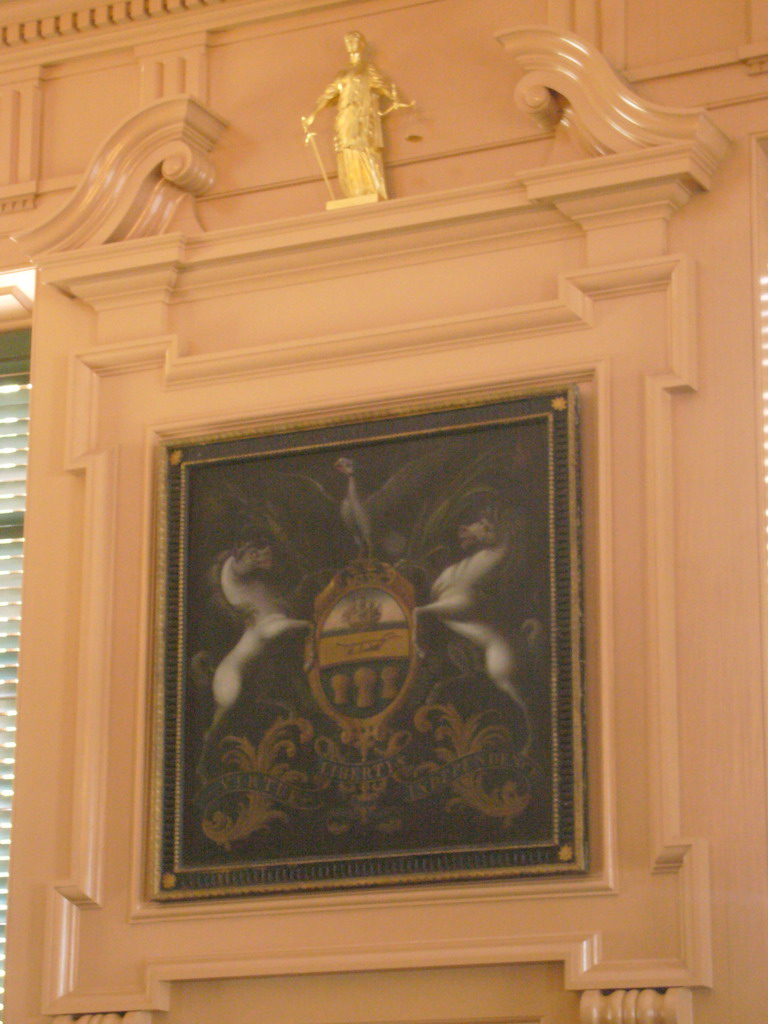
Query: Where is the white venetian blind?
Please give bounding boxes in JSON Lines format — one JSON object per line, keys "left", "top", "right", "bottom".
{"left": 0, "top": 329, "right": 30, "bottom": 1021}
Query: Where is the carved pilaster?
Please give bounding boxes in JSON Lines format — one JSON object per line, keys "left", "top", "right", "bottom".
{"left": 0, "top": 70, "right": 41, "bottom": 211}
{"left": 580, "top": 988, "right": 693, "bottom": 1024}
{"left": 136, "top": 31, "right": 210, "bottom": 105}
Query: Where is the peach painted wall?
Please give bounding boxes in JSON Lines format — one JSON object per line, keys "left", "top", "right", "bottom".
{"left": 0, "top": 2, "right": 765, "bottom": 1023}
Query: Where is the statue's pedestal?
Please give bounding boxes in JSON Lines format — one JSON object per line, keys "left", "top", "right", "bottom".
{"left": 326, "top": 193, "right": 382, "bottom": 210}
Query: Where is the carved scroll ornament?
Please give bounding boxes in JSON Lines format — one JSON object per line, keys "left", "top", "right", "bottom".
{"left": 498, "top": 26, "right": 728, "bottom": 171}
{"left": 13, "top": 95, "right": 226, "bottom": 259}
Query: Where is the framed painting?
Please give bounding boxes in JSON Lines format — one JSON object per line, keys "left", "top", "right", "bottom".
{"left": 147, "top": 386, "right": 586, "bottom": 900}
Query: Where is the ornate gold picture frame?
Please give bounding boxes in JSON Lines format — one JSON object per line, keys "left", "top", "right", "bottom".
{"left": 148, "top": 387, "right": 586, "bottom": 900}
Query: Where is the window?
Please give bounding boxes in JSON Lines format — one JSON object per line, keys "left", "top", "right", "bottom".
{"left": 0, "top": 329, "right": 29, "bottom": 1019}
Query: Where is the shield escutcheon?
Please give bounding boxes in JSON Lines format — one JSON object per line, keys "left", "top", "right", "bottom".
{"left": 306, "top": 560, "right": 418, "bottom": 753}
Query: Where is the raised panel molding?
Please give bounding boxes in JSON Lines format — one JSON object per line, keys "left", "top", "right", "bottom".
{"left": 38, "top": 252, "right": 711, "bottom": 1016}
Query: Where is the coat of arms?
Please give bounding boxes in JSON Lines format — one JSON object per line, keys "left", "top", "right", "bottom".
{"left": 152, "top": 390, "right": 585, "bottom": 899}
{"left": 307, "top": 559, "right": 418, "bottom": 753}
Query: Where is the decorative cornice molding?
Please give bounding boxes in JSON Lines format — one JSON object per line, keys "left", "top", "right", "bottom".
{"left": 7, "top": 30, "right": 727, "bottom": 269}
{"left": 498, "top": 26, "right": 729, "bottom": 167}
{"left": 68, "top": 283, "right": 592, "bottom": 401}
{"left": 0, "top": 0, "right": 369, "bottom": 65}
{"left": 33, "top": 182, "right": 572, "bottom": 316}
{"left": 0, "top": 0, "right": 224, "bottom": 52}
{"left": 580, "top": 988, "right": 692, "bottom": 1024}
{"left": 12, "top": 95, "right": 226, "bottom": 258}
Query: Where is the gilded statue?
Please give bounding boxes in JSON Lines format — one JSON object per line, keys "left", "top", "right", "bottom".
{"left": 302, "top": 31, "right": 413, "bottom": 203}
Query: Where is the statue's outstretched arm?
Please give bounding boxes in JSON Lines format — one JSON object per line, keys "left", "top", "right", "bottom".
{"left": 302, "top": 80, "right": 341, "bottom": 134}
{"left": 372, "top": 74, "right": 414, "bottom": 117}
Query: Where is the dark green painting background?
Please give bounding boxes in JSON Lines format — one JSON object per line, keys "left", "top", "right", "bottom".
{"left": 179, "top": 416, "right": 553, "bottom": 866}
